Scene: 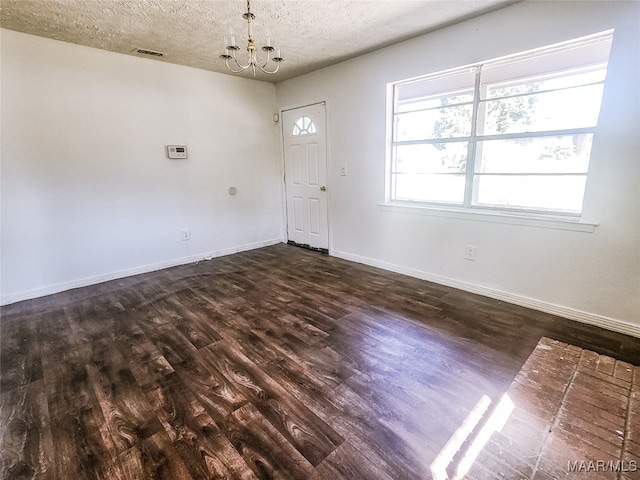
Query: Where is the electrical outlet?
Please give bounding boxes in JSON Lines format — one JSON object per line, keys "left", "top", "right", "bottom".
{"left": 340, "top": 164, "right": 348, "bottom": 176}
{"left": 465, "top": 245, "right": 477, "bottom": 261}
{"left": 182, "top": 229, "right": 191, "bottom": 241}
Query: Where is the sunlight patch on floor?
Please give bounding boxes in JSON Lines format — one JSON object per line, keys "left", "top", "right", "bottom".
{"left": 430, "top": 393, "right": 514, "bottom": 480}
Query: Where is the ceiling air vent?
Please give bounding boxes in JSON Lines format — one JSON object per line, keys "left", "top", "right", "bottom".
{"left": 133, "top": 48, "right": 165, "bottom": 57}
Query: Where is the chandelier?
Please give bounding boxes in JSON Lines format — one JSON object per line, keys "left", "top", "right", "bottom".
{"left": 220, "top": 0, "right": 283, "bottom": 76}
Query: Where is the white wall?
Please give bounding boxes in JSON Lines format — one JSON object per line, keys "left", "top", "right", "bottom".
{"left": 276, "top": 1, "right": 640, "bottom": 335}
{"left": 1, "top": 29, "right": 284, "bottom": 304}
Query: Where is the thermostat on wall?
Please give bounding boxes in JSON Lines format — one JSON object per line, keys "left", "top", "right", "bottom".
{"left": 166, "top": 145, "right": 188, "bottom": 159}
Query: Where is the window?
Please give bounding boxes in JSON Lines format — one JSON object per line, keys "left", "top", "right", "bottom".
{"left": 388, "top": 31, "right": 613, "bottom": 216}
{"left": 292, "top": 116, "right": 317, "bottom": 136}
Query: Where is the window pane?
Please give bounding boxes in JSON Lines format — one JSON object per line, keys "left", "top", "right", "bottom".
{"left": 476, "top": 135, "right": 593, "bottom": 174}
{"left": 292, "top": 116, "right": 317, "bottom": 136}
{"left": 397, "top": 93, "right": 474, "bottom": 113}
{"left": 480, "top": 34, "right": 612, "bottom": 92}
{"left": 473, "top": 175, "right": 587, "bottom": 212}
{"left": 395, "top": 68, "right": 475, "bottom": 107}
{"left": 481, "top": 84, "right": 605, "bottom": 135}
{"left": 393, "top": 143, "right": 468, "bottom": 174}
{"left": 393, "top": 173, "right": 466, "bottom": 204}
{"left": 396, "top": 104, "right": 473, "bottom": 141}
{"left": 486, "top": 68, "right": 607, "bottom": 99}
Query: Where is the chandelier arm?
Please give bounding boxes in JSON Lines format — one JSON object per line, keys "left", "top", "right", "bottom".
{"left": 259, "top": 62, "right": 281, "bottom": 74}
{"left": 231, "top": 49, "right": 251, "bottom": 70}
{"left": 260, "top": 49, "right": 271, "bottom": 69}
{"left": 225, "top": 56, "right": 248, "bottom": 73}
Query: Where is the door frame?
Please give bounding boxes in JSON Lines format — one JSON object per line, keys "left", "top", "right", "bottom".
{"left": 279, "top": 100, "right": 331, "bottom": 253}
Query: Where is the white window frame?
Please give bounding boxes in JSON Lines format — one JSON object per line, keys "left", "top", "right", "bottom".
{"left": 384, "top": 31, "right": 613, "bottom": 230}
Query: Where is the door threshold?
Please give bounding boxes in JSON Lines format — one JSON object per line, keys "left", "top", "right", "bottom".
{"left": 287, "top": 240, "right": 329, "bottom": 255}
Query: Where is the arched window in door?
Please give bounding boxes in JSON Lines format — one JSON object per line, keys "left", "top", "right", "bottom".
{"left": 292, "top": 116, "right": 317, "bottom": 136}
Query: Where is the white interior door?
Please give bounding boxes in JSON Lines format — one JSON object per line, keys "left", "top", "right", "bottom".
{"left": 282, "top": 103, "right": 328, "bottom": 250}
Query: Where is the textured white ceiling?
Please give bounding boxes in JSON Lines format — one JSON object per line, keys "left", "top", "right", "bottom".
{"left": 0, "top": 0, "right": 518, "bottom": 82}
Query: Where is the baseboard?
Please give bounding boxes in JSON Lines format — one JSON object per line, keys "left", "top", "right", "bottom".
{"left": 331, "top": 249, "right": 640, "bottom": 339}
{"left": 0, "top": 238, "right": 284, "bottom": 306}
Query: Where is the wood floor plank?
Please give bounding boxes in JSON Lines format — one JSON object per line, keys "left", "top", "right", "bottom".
{"left": 49, "top": 405, "right": 125, "bottom": 480}
{"left": 317, "top": 383, "right": 433, "bottom": 478}
{"left": 141, "top": 322, "right": 199, "bottom": 369}
{"left": 0, "top": 315, "right": 43, "bottom": 394}
{"left": 0, "top": 380, "right": 55, "bottom": 480}
{"left": 275, "top": 367, "right": 433, "bottom": 479}
{"left": 158, "top": 336, "right": 249, "bottom": 422}
{"left": 203, "top": 341, "right": 344, "bottom": 467}
{"left": 311, "top": 440, "right": 397, "bottom": 480}
{"left": 229, "top": 403, "right": 315, "bottom": 479}
{"left": 145, "top": 373, "right": 257, "bottom": 480}
{"left": 117, "top": 430, "right": 194, "bottom": 480}
{"left": 40, "top": 321, "right": 95, "bottom": 417}
{"left": 111, "top": 316, "right": 175, "bottom": 391}
{"left": 85, "top": 340, "right": 163, "bottom": 453}
{"left": 172, "top": 291, "right": 282, "bottom": 363}
{"left": 162, "top": 290, "right": 224, "bottom": 349}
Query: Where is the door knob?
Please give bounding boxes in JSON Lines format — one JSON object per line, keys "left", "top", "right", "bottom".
{"left": 320, "top": 186, "right": 327, "bottom": 192}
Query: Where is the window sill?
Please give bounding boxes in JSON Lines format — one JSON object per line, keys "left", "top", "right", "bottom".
{"left": 378, "top": 203, "right": 598, "bottom": 232}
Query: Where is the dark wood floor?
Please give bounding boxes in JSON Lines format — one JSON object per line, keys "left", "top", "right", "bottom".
{"left": 1, "top": 243, "right": 639, "bottom": 480}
